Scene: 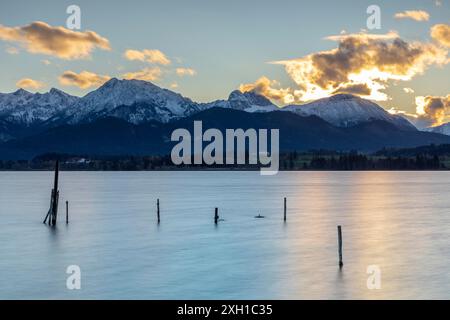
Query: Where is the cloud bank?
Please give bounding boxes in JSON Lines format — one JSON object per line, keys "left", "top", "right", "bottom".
{"left": 242, "top": 32, "right": 448, "bottom": 104}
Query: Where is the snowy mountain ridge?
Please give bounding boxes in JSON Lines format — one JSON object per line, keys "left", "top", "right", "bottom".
{"left": 283, "top": 94, "right": 416, "bottom": 131}
{"left": 63, "top": 78, "right": 202, "bottom": 124}
{"left": 0, "top": 88, "right": 79, "bottom": 125}
{"left": 0, "top": 78, "right": 416, "bottom": 135}
{"left": 424, "top": 122, "right": 450, "bottom": 136}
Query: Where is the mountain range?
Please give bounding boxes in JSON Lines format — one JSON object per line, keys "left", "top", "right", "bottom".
{"left": 1, "top": 78, "right": 450, "bottom": 160}
{"left": 424, "top": 122, "right": 450, "bottom": 136}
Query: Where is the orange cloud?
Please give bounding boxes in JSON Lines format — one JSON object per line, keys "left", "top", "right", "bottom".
{"left": 325, "top": 31, "right": 400, "bottom": 41}
{"left": 394, "top": 10, "right": 430, "bottom": 21}
{"left": 122, "top": 67, "right": 162, "bottom": 81}
{"left": 59, "top": 70, "right": 110, "bottom": 89}
{"left": 176, "top": 67, "right": 197, "bottom": 77}
{"left": 124, "top": 49, "right": 171, "bottom": 65}
{"left": 0, "top": 21, "right": 111, "bottom": 59}
{"left": 240, "top": 76, "right": 296, "bottom": 104}
{"left": 242, "top": 32, "right": 448, "bottom": 103}
{"left": 415, "top": 94, "right": 450, "bottom": 126}
{"left": 16, "top": 78, "right": 45, "bottom": 90}
{"left": 431, "top": 24, "right": 450, "bottom": 47}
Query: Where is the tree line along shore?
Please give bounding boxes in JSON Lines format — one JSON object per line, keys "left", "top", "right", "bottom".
{"left": 2, "top": 144, "right": 450, "bottom": 171}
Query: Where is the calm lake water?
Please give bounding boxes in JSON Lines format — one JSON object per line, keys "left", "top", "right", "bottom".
{"left": 1, "top": 171, "right": 450, "bottom": 299}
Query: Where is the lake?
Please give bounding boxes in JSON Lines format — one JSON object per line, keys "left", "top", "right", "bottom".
{"left": 1, "top": 171, "right": 450, "bottom": 299}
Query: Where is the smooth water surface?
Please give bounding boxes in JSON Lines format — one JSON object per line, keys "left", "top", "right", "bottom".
{"left": 1, "top": 171, "right": 450, "bottom": 299}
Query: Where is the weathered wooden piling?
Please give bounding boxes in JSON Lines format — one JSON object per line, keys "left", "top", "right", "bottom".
{"left": 214, "top": 207, "right": 219, "bottom": 224}
{"left": 284, "top": 197, "right": 287, "bottom": 222}
{"left": 337, "top": 225, "right": 343, "bottom": 268}
{"left": 157, "top": 199, "right": 160, "bottom": 224}
{"left": 66, "top": 201, "right": 69, "bottom": 224}
{"left": 43, "top": 160, "right": 59, "bottom": 226}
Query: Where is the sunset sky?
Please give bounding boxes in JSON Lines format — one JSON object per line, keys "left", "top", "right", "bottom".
{"left": 0, "top": 0, "right": 449, "bottom": 127}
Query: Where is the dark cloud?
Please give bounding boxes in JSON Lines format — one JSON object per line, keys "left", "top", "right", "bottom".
{"left": 333, "top": 83, "right": 372, "bottom": 96}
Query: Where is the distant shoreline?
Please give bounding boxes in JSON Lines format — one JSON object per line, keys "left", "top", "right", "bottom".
{"left": 3, "top": 144, "right": 450, "bottom": 171}
{"left": 0, "top": 168, "right": 448, "bottom": 172}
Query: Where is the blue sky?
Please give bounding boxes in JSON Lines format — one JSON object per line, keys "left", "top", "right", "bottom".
{"left": 0, "top": 0, "right": 449, "bottom": 120}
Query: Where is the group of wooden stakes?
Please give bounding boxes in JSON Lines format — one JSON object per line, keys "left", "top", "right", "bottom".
{"left": 43, "top": 161, "right": 344, "bottom": 268}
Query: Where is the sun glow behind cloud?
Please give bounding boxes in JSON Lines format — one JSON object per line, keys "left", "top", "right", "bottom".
{"left": 415, "top": 95, "right": 450, "bottom": 127}
{"left": 0, "top": 3, "right": 448, "bottom": 126}
{"left": 241, "top": 30, "right": 449, "bottom": 105}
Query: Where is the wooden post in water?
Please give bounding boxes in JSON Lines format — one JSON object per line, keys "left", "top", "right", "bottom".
{"left": 50, "top": 160, "right": 59, "bottom": 226}
{"left": 214, "top": 207, "right": 219, "bottom": 224}
{"left": 284, "top": 197, "right": 287, "bottom": 222}
{"left": 43, "top": 160, "right": 59, "bottom": 226}
{"left": 337, "top": 225, "right": 343, "bottom": 268}
{"left": 66, "top": 201, "right": 69, "bottom": 224}
{"left": 157, "top": 199, "right": 160, "bottom": 224}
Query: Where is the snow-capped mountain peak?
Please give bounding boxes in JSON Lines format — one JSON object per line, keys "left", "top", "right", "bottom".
{"left": 283, "top": 94, "right": 416, "bottom": 130}
{"left": 227, "top": 90, "right": 279, "bottom": 112}
{"left": 202, "top": 90, "right": 279, "bottom": 113}
{"left": 0, "top": 87, "right": 79, "bottom": 125}
{"left": 424, "top": 122, "right": 450, "bottom": 136}
{"left": 77, "top": 78, "right": 163, "bottom": 111}
{"left": 0, "top": 80, "right": 416, "bottom": 134}
{"left": 0, "top": 89, "right": 33, "bottom": 111}
{"left": 64, "top": 78, "right": 201, "bottom": 124}
{"left": 49, "top": 87, "right": 71, "bottom": 97}
{"left": 13, "top": 88, "right": 33, "bottom": 97}
{"left": 228, "top": 90, "right": 273, "bottom": 107}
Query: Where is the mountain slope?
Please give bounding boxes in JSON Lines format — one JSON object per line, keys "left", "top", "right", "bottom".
{"left": 0, "top": 88, "right": 79, "bottom": 125}
{"left": 50, "top": 80, "right": 282, "bottom": 125}
{"left": 0, "top": 79, "right": 423, "bottom": 153}
{"left": 0, "top": 80, "right": 416, "bottom": 137}
{"left": 1, "top": 108, "right": 448, "bottom": 160}
{"left": 424, "top": 122, "right": 450, "bottom": 136}
{"left": 283, "top": 94, "right": 416, "bottom": 131}
{"left": 0, "top": 118, "right": 15, "bottom": 142}
{"left": 62, "top": 78, "right": 201, "bottom": 124}
{"left": 203, "top": 90, "right": 279, "bottom": 112}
